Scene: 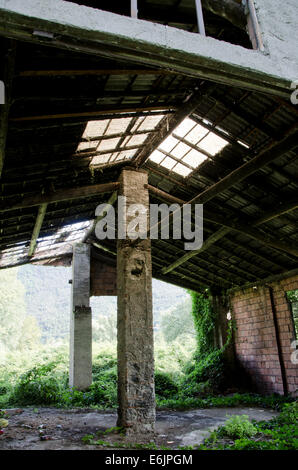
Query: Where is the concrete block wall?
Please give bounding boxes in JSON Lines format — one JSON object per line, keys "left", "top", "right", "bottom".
{"left": 230, "top": 275, "right": 298, "bottom": 395}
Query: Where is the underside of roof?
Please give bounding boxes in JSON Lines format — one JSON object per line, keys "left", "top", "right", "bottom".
{"left": 0, "top": 1, "right": 297, "bottom": 292}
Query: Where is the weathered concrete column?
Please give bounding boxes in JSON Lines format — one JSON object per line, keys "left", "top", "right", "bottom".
{"left": 117, "top": 168, "right": 155, "bottom": 436}
{"left": 69, "top": 243, "right": 92, "bottom": 391}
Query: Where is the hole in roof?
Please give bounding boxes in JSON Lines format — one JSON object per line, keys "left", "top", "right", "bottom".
{"left": 173, "top": 163, "right": 192, "bottom": 177}
{"left": 97, "top": 137, "right": 121, "bottom": 151}
{"left": 0, "top": 221, "right": 90, "bottom": 267}
{"left": 198, "top": 133, "right": 228, "bottom": 156}
{"left": 182, "top": 150, "right": 207, "bottom": 167}
{"left": 79, "top": 114, "right": 165, "bottom": 166}
{"left": 148, "top": 117, "right": 229, "bottom": 177}
{"left": 77, "top": 141, "right": 99, "bottom": 152}
{"left": 162, "top": 156, "right": 176, "bottom": 170}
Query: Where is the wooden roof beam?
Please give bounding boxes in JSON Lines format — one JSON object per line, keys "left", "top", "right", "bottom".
{"left": 146, "top": 184, "right": 298, "bottom": 273}
{"left": 19, "top": 69, "right": 176, "bottom": 77}
{"left": 0, "top": 182, "right": 120, "bottom": 213}
{"left": 203, "top": 210, "right": 298, "bottom": 258}
{"left": 10, "top": 104, "right": 175, "bottom": 122}
{"left": 162, "top": 204, "right": 298, "bottom": 275}
{"left": 28, "top": 203, "right": 47, "bottom": 256}
{"left": 189, "top": 131, "right": 298, "bottom": 206}
{"left": 145, "top": 130, "right": 298, "bottom": 244}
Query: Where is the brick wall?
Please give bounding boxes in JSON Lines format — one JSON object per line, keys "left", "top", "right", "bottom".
{"left": 90, "top": 258, "right": 117, "bottom": 296}
{"left": 230, "top": 275, "right": 298, "bottom": 395}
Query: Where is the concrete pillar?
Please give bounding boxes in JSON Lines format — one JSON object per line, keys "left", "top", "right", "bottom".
{"left": 69, "top": 243, "right": 92, "bottom": 391}
{"left": 117, "top": 168, "right": 155, "bottom": 436}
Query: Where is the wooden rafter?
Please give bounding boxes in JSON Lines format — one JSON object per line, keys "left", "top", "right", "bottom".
{"left": 19, "top": 69, "right": 175, "bottom": 77}
{"left": 189, "top": 131, "right": 298, "bottom": 206}
{"left": 203, "top": 210, "right": 298, "bottom": 257}
{"left": 28, "top": 203, "right": 47, "bottom": 256}
{"left": 146, "top": 185, "right": 298, "bottom": 273}
{"left": 143, "top": 130, "right": 298, "bottom": 246}
{"left": 10, "top": 104, "right": 176, "bottom": 122}
{"left": 0, "top": 182, "right": 120, "bottom": 213}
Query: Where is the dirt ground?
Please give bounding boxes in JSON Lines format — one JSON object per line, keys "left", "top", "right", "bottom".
{"left": 0, "top": 406, "right": 278, "bottom": 450}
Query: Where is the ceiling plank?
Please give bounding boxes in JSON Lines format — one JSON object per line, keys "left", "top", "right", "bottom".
{"left": 0, "top": 39, "right": 16, "bottom": 177}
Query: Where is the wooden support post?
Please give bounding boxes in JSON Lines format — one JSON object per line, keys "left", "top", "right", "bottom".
{"left": 69, "top": 243, "right": 92, "bottom": 391}
{"left": 0, "top": 39, "right": 16, "bottom": 177}
{"left": 28, "top": 203, "right": 47, "bottom": 257}
{"left": 117, "top": 168, "right": 155, "bottom": 436}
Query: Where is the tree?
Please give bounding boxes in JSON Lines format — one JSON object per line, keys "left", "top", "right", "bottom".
{"left": 160, "top": 297, "right": 195, "bottom": 343}
{"left": 0, "top": 267, "right": 27, "bottom": 351}
{"left": 19, "top": 316, "right": 41, "bottom": 351}
{"left": 0, "top": 267, "right": 42, "bottom": 353}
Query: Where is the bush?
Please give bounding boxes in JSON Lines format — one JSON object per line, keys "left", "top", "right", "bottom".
{"left": 155, "top": 372, "right": 179, "bottom": 399}
{"left": 181, "top": 349, "right": 224, "bottom": 396}
{"left": 276, "top": 402, "right": 298, "bottom": 425}
{"left": 0, "top": 385, "right": 7, "bottom": 396}
{"left": 92, "top": 354, "right": 117, "bottom": 378}
{"left": 219, "top": 415, "right": 258, "bottom": 439}
{"left": 12, "top": 363, "right": 61, "bottom": 405}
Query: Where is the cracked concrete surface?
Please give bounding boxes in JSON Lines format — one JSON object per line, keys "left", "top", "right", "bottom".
{"left": 0, "top": 406, "right": 278, "bottom": 450}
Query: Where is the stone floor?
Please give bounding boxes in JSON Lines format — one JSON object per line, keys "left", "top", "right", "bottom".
{"left": 0, "top": 407, "right": 278, "bottom": 450}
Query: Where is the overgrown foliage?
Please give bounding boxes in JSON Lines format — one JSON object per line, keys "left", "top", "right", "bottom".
{"left": 199, "top": 401, "right": 298, "bottom": 450}
{"left": 189, "top": 289, "right": 216, "bottom": 357}
{"left": 218, "top": 414, "right": 258, "bottom": 439}
{"left": 178, "top": 289, "right": 232, "bottom": 396}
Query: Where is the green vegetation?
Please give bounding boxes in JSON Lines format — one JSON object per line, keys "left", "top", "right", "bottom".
{"left": 199, "top": 401, "right": 298, "bottom": 450}
{"left": 0, "top": 265, "right": 297, "bottom": 452}
{"left": 0, "top": 279, "right": 230, "bottom": 410}
{"left": 217, "top": 414, "right": 258, "bottom": 439}
{"left": 287, "top": 289, "right": 298, "bottom": 337}
{"left": 80, "top": 402, "right": 297, "bottom": 451}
